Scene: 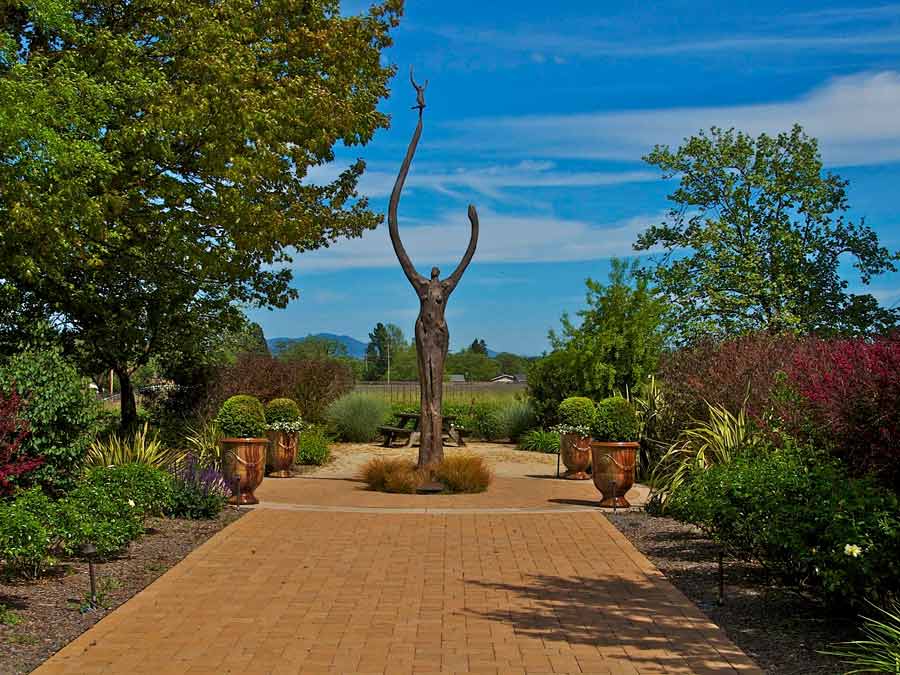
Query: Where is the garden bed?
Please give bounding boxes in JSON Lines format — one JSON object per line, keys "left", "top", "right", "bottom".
{"left": 0, "top": 509, "right": 243, "bottom": 675}
{"left": 607, "top": 511, "right": 854, "bottom": 675}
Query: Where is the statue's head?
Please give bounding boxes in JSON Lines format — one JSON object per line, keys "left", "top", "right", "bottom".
{"left": 430, "top": 266, "right": 440, "bottom": 280}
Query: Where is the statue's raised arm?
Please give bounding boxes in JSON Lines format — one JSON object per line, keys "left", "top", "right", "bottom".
{"left": 443, "top": 204, "right": 479, "bottom": 294}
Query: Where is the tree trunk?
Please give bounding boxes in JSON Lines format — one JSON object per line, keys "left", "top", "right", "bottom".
{"left": 116, "top": 367, "right": 138, "bottom": 433}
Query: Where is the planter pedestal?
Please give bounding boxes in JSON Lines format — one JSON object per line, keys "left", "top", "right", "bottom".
{"left": 266, "top": 430, "right": 297, "bottom": 478}
{"left": 590, "top": 441, "right": 638, "bottom": 508}
{"left": 560, "top": 433, "right": 592, "bottom": 480}
{"left": 221, "top": 437, "right": 268, "bottom": 505}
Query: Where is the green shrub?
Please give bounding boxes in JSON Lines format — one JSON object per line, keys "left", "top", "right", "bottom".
{"left": 497, "top": 400, "right": 536, "bottom": 442}
{"left": 86, "top": 423, "right": 183, "bottom": 469}
{"left": 183, "top": 419, "right": 222, "bottom": 470}
{"left": 666, "top": 445, "right": 900, "bottom": 608}
{"left": 518, "top": 429, "right": 561, "bottom": 454}
{"left": 167, "top": 454, "right": 229, "bottom": 519}
{"left": 434, "top": 454, "right": 493, "bottom": 493}
{"left": 216, "top": 395, "right": 266, "bottom": 438}
{"left": 592, "top": 396, "right": 639, "bottom": 441}
{"left": 0, "top": 487, "right": 55, "bottom": 577}
{"left": 463, "top": 402, "right": 504, "bottom": 440}
{"left": 558, "top": 396, "right": 596, "bottom": 431}
{"left": 0, "top": 347, "right": 101, "bottom": 492}
{"left": 265, "top": 398, "right": 300, "bottom": 424}
{"left": 526, "top": 349, "right": 580, "bottom": 426}
{"left": 297, "top": 426, "right": 330, "bottom": 465}
{"left": 82, "top": 464, "right": 173, "bottom": 516}
{"left": 326, "top": 393, "right": 389, "bottom": 442}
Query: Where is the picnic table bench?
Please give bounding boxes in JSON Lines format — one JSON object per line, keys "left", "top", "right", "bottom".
{"left": 378, "top": 412, "right": 466, "bottom": 448}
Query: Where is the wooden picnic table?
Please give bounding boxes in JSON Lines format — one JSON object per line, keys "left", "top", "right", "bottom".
{"left": 379, "top": 412, "right": 466, "bottom": 447}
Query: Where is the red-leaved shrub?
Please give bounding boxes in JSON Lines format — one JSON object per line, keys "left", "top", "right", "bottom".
{"left": 786, "top": 336, "right": 900, "bottom": 490}
{"left": 205, "top": 354, "right": 353, "bottom": 423}
{"left": 658, "top": 332, "right": 799, "bottom": 438}
{"left": 0, "top": 386, "right": 42, "bottom": 496}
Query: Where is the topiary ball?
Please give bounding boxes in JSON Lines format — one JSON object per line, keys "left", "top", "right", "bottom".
{"left": 265, "top": 398, "right": 301, "bottom": 425}
{"left": 558, "top": 396, "right": 596, "bottom": 429}
{"left": 591, "top": 396, "right": 639, "bottom": 442}
{"left": 216, "top": 395, "right": 266, "bottom": 438}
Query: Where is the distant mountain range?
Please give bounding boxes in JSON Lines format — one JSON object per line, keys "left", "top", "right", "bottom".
{"left": 267, "top": 333, "right": 368, "bottom": 359}
{"left": 268, "top": 334, "right": 508, "bottom": 360}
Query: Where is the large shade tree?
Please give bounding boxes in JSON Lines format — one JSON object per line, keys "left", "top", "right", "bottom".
{"left": 636, "top": 125, "right": 899, "bottom": 344}
{"left": 0, "top": 0, "right": 403, "bottom": 428}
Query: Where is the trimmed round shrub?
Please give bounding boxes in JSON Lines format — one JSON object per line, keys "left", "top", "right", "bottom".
{"left": 497, "top": 400, "right": 536, "bottom": 442}
{"left": 216, "top": 395, "right": 266, "bottom": 438}
{"left": 558, "top": 396, "right": 596, "bottom": 429}
{"left": 326, "top": 393, "right": 389, "bottom": 442}
{"left": 265, "top": 398, "right": 301, "bottom": 424}
{"left": 592, "top": 396, "right": 639, "bottom": 441}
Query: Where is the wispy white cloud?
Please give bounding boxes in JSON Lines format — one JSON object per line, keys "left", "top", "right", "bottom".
{"left": 447, "top": 72, "right": 900, "bottom": 166}
{"left": 306, "top": 160, "right": 657, "bottom": 199}
{"left": 291, "top": 209, "right": 660, "bottom": 273}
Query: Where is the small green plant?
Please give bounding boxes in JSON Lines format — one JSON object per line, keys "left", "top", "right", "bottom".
{"left": 71, "top": 577, "right": 122, "bottom": 612}
{"left": 0, "top": 603, "right": 22, "bottom": 626}
{"left": 264, "top": 398, "right": 301, "bottom": 424}
{"left": 592, "top": 396, "right": 639, "bottom": 442}
{"left": 0, "top": 487, "right": 56, "bottom": 577}
{"left": 433, "top": 454, "right": 493, "bottom": 493}
{"left": 518, "top": 429, "right": 561, "bottom": 454}
{"left": 824, "top": 600, "right": 900, "bottom": 673}
{"left": 326, "top": 393, "right": 389, "bottom": 442}
{"left": 87, "top": 424, "right": 183, "bottom": 470}
{"left": 497, "top": 400, "right": 536, "bottom": 442}
{"left": 216, "top": 395, "right": 266, "bottom": 438}
{"left": 297, "top": 426, "right": 330, "bottom": 465}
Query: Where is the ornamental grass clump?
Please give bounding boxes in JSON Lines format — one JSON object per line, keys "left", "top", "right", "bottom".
{"left": 518, "top": 429, "right": 561, "bottom": 454}
{"left": 824, "top": 600, "right": 900, "bottom": 673}
{"left": 86, "top": 422, "right": 183, "bottom": 469}
{"left": 326, "top": 393, "right": 389, "bottom": 442}
{"left": 433, "top": 454, "right": 493, "bottom": 493}
{"left": 359, "top": 457, "right": 423, "bottom": 494}
{"left": 496, "top": 400, "right": 536, "bottom": 442}
{"left": 216, "top": 395, "right": 266, "bottom": 438}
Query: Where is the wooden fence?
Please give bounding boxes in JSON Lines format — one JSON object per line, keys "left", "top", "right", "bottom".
{"left": 353, "top": 381, "right": 526, "bottom": 405}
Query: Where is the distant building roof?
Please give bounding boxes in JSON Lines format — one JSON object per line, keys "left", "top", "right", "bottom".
{"left": 449, "top": 374, "right": 466, "bottom": 383}
{"left": 514, "top": 373, "right": 528, "bottom": 383}
{"left": 490, "top": 374, "right": 516, "bottom": 383}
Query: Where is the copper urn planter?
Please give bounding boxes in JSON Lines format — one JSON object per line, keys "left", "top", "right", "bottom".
{"left": 221, "top": 437, "right": 268, "bottom": 505}
{"left": 266, "top": 430, "right": 297, "bottom": 478}
{"left": 560, "top": 433, "right": 592, "bottom": 480}
{"left": 590, "top": 441, "right": 638, "bottom": 508}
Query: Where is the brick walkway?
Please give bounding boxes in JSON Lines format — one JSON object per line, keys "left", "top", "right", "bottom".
{"left": 35, "top": 474, "right": 761, "bottom": 674}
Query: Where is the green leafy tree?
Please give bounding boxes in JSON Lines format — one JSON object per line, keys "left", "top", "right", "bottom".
{"left": 469, "top": 338, "right": 488, "bottom": 355}
{"left": 494, "top": 352, "right": 530, "bottom": 375}
{"left": 0, "top": 0, "right": 403, "bottom": 429}
{"left": 364, "top": 323, "right": 405, "bottom": 380}
{"left": 445, "top": 349, "right": 499, "bottom": 382}
{"left": 636, "top": 125, "right": 899, "bottom": 343}
{"left": 281, "top": 336, "right": 348, "bottom": 362}
{"left": 550, "top": 258, "right": 669, "bottom": 398}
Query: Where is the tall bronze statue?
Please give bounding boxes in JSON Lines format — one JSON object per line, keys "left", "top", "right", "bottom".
{"left": 388, "top": 68, "right": 479, "bottom": 469}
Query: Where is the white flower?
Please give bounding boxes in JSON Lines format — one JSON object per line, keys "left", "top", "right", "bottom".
{"left": 844, "top": 544, "right": 863, "bottom": 558}
{"left": 127, "top": 499, "right": 135, "bottom": 508}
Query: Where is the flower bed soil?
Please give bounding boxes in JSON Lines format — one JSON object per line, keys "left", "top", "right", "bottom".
{"left": 0, "top": 509, "right": 243, "bottom": 674}
{"left": 607, "top": 511, "right": 856, "bottom": 675}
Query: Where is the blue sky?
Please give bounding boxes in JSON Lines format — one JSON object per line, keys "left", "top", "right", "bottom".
{"left": 250, "top": 0, "right": 900, "bottom": 355}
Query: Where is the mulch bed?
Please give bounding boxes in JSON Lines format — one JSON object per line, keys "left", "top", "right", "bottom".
{"left": 0, "top": 508, "right": 244, "bottom": 674}
{"left": 607, "top": 511, "right": 858, "bottom": 675}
